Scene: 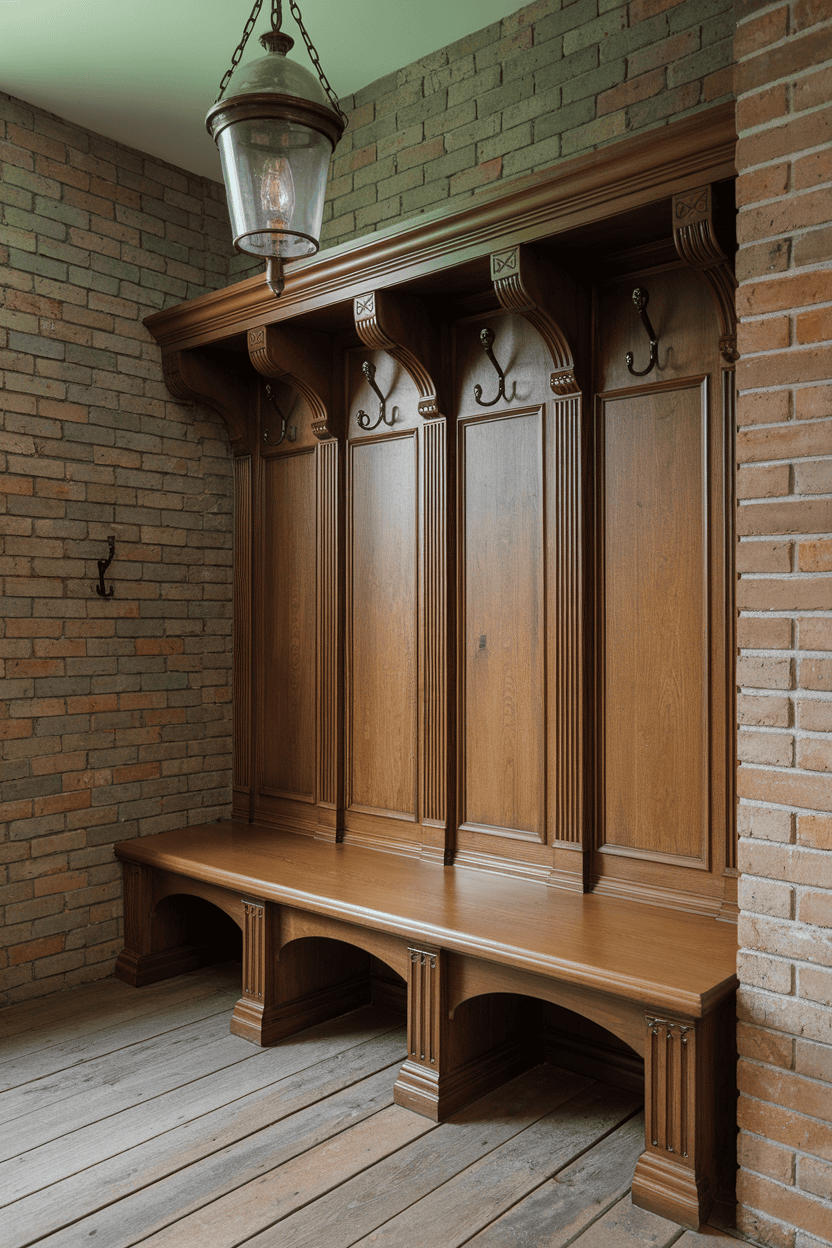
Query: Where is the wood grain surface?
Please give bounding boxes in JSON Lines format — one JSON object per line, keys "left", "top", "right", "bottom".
{"left": 114, "top": 823, "right": 737, "bottom": 1016}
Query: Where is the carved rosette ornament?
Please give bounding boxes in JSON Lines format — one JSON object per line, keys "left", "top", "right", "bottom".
{"left": 672, "top": 185, "right": 738, "bottom": 365}
{"left": 352, "top": 290, "right": 441, "bottom": 419}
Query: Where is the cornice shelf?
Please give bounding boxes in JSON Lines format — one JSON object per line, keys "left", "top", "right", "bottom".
{"left": 144, "top": 103, "right": 736, "bottom": 353}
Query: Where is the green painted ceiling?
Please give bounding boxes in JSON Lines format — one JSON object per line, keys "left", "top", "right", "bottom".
{"left": 4, "top": 0, "right": 517, "bottom": 181}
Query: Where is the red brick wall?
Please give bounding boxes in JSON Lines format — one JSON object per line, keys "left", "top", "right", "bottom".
{"left": 734, "top": 2, "right": 832, "bottom": 1245}
{"left": 0, "top": 94, "right": 240, "bottom": 1005}
{"left": 321, "top": 0, "right": 735, "bottom": 248}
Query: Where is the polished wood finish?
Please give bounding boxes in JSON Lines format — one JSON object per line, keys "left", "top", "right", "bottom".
{"left": 135, "top": 115, "right": 740, "bottom": 1231}
{"left": 590, "top": 262, "right": 735, "bottom": 915}
{"left": 144, "top": 105, "right": 735, "bottom": 351}
{"left": 114, "top": 822, "right": 736, "bottom": 1226}
{"left": 115, "top": 824, "right": 736, "bottom": 1020}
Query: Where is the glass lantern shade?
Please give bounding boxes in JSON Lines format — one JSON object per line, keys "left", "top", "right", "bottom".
{"left": 206, "top": 34, "right": 344, "bottom": 272}
{"left": 215, "top": 118, "right": 332, "bottom": 259}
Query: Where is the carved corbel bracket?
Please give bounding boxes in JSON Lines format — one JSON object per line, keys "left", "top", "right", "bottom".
{"left": 161, "top": 349, "right": 252, "bottom": 456}
{"left": 247, "top": 323, "right": 338, "bottom": 441}
{"left": 489, "top": 245, "right": 582, "bottom": 397}
{"left": 353, "top": 289, "right": 441, "bottom": 419}
{"left": 673, "top": 185, "right": 738, "bottom": 365}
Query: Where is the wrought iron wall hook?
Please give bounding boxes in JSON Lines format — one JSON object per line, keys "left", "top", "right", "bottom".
{"left": 262, "top": 381, "right": 297, "bottom": 445}
{"left": 473, "top": 327, "right": 508, "bottom": 407}
{"left": 357, "top": 360, "right": 396, "bottom": 430}
{"left": 95, "top": 536, "right": 115, "bottom": 598}
{"left": 626, "top": 287, "right": 659, "bottom": 377}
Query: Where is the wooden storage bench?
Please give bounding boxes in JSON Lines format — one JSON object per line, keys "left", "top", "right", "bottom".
{"left": 114, "top": 821, "right": 737, "bottom": 1231}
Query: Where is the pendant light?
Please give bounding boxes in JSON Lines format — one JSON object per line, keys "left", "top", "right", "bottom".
{"left": 206, "top": 0, "right": 347, "bottom": 297}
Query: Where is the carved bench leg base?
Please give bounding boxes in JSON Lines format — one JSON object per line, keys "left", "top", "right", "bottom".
{"left": 394, "top": 1034, "right": 533, "bottom": 1120}
{"left": 635, "top": 1006, "right": 734, "bottom": 1231}
{"left": 394, "top": 944, "right": 537, "bottom": 1120}
{"left": 632, "top": 1151, "right": 712, "bottom": 1230}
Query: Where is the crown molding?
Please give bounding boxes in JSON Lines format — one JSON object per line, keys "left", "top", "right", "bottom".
{"left": 145, "top": 102, "right": 735, "bottom": 352}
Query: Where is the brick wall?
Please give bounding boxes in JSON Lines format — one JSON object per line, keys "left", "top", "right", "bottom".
{"left": 0, "top": 93, "right": 241, "bottom": 1005}
{"left": 321, "top": 0, "right": 735, "bottom": 248}
{"left": 733, "top": 2, "right": 832, "bottom": 1245}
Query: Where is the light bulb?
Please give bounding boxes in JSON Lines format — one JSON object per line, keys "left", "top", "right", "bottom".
{"left": 261, "top": 156, "right": 296, "bottom": 235}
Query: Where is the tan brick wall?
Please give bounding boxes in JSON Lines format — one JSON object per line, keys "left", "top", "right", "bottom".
{"left": 0, "top": 94, "right": 240, "bottom": 1005}
{"left": 321, "top": 0, "right": 735, "bottom": 248}
{"left": 734, "top": 2, "right": 832, "bottom": 1245}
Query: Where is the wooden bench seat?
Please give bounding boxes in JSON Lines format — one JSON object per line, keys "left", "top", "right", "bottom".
{"left": 114, "top": 820, "right": 737, "bottom": 1230}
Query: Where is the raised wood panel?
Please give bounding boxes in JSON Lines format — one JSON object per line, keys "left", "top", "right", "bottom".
{"left": 458, "top": 406, "right": 545, "bottom": 842}
{"left": 591, "top": 264, "right": 733, "bottom": 912}
{"left": 260, "top": 448, "right": 317, "bottom": 802}
{"left": 600, "top": 378, "right": 709, "bottom": 864}
{"left": 347, "top": 431, "right": 419, "bottom": 825}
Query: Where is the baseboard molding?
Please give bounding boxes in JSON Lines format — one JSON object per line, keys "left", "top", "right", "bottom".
{"left": 114, "top": 943, "right": 222, "bottom": 988}
{"left": 544, "top": 1027, "right": 644, "bottom": 1093}
{"left": 371, "top": 972, "right": 407, "bottom": 1016}
{"left": 393, "top": 1036, "right": 536, "bottom": 1121}
{"left": 230, "top": 973, "right": 371, "bottom": 1047}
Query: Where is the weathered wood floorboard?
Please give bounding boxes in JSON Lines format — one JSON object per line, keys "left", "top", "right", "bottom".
{"left": 25, "top": 1065, "right": 406, "bottom": 1248}
{"left": 0, "top": 1019, "right": 256, "bottom": 1151}
{"left": 0, "top": 964, "right": 240, "bottom": 1054}
{"left": 0, "top": 967, "right": 741, "bottom": 1248}
{"left": 464, "top": 1113, "right": 646, "bottom": 1247}
{"left": 348, "top": 1082, "right": 642, "bottom": 1247}
{"left": 567, "top": 1193, "right": 685, "bottom": 1247}
{"left": 0, "top": 984, "right": 240, "bottom": 1094}
{"left": 0, "top": 1007, "right": 402, "bottom": 1206}
{"left": 234, "top": 1067, "right": 594, "bottom": 1248}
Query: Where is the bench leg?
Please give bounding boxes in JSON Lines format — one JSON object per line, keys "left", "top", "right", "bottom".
{"left": 115, "top": 863, "right": 221, "bottom": 986}
{"left": 230, "top": 899, "right": 281, "bottom": 1045}
{"left": 231, "top": 900, "right": 372, "bottom": 1047}
{"left": 632, "top": 1006, "right": 734, "bottom": 1230}
{"left": 393, "top": 946, "right": 537, "bottom": 1120}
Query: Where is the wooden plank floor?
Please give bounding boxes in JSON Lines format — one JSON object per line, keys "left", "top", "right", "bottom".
{"left": 0, "top": 963, "right": 743, "bottom": 1248}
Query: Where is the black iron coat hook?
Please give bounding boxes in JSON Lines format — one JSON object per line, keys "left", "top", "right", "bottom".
{"left": 473, "top": 327, "right": 507, "bottom": 407}
{"left": 357, "top": 361, "right": 396, "bottom": 430}
{"left": 96, "top": 536, "right": 115, "bottom": 598}
{"left": 262, "top": 382, "right": 297, "bottom": 445}
{"left": 626, "top": 287, "right": 659, "bottom": 377}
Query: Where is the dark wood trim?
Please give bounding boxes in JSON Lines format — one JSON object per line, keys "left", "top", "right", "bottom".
{"left": 144, "top": 104, "right": 736, "bottom": 353}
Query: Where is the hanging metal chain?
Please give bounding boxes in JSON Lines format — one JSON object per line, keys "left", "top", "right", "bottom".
{"left": 288, "top": 0, "right": 349, "bottom": 126}
{"left": 216, "top": 0, "right": 265, "bottom": 101}
{"left": 215, "top": 0, "right": 347, "bottom": 127}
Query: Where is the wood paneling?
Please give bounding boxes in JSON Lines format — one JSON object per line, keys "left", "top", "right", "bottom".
{"left": 420, "top": 418, "right": 449, "bottom": 857}
{"left": 600, "top": 379, "right": 708, "bottom": 863}
{"left": 459, "top": 406, "right": 545, "bottom": 842}
{"left": 260, "top": 449, "right": 317, "bottom": 803}
{"left": 316, "top": 438, "right": 341, "bottom": 824}
{"left": 347, "top": 431, "right": 419, "bottom": 824}
{"left": 591, "top": 264, "right": 734, "bottom": 912}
